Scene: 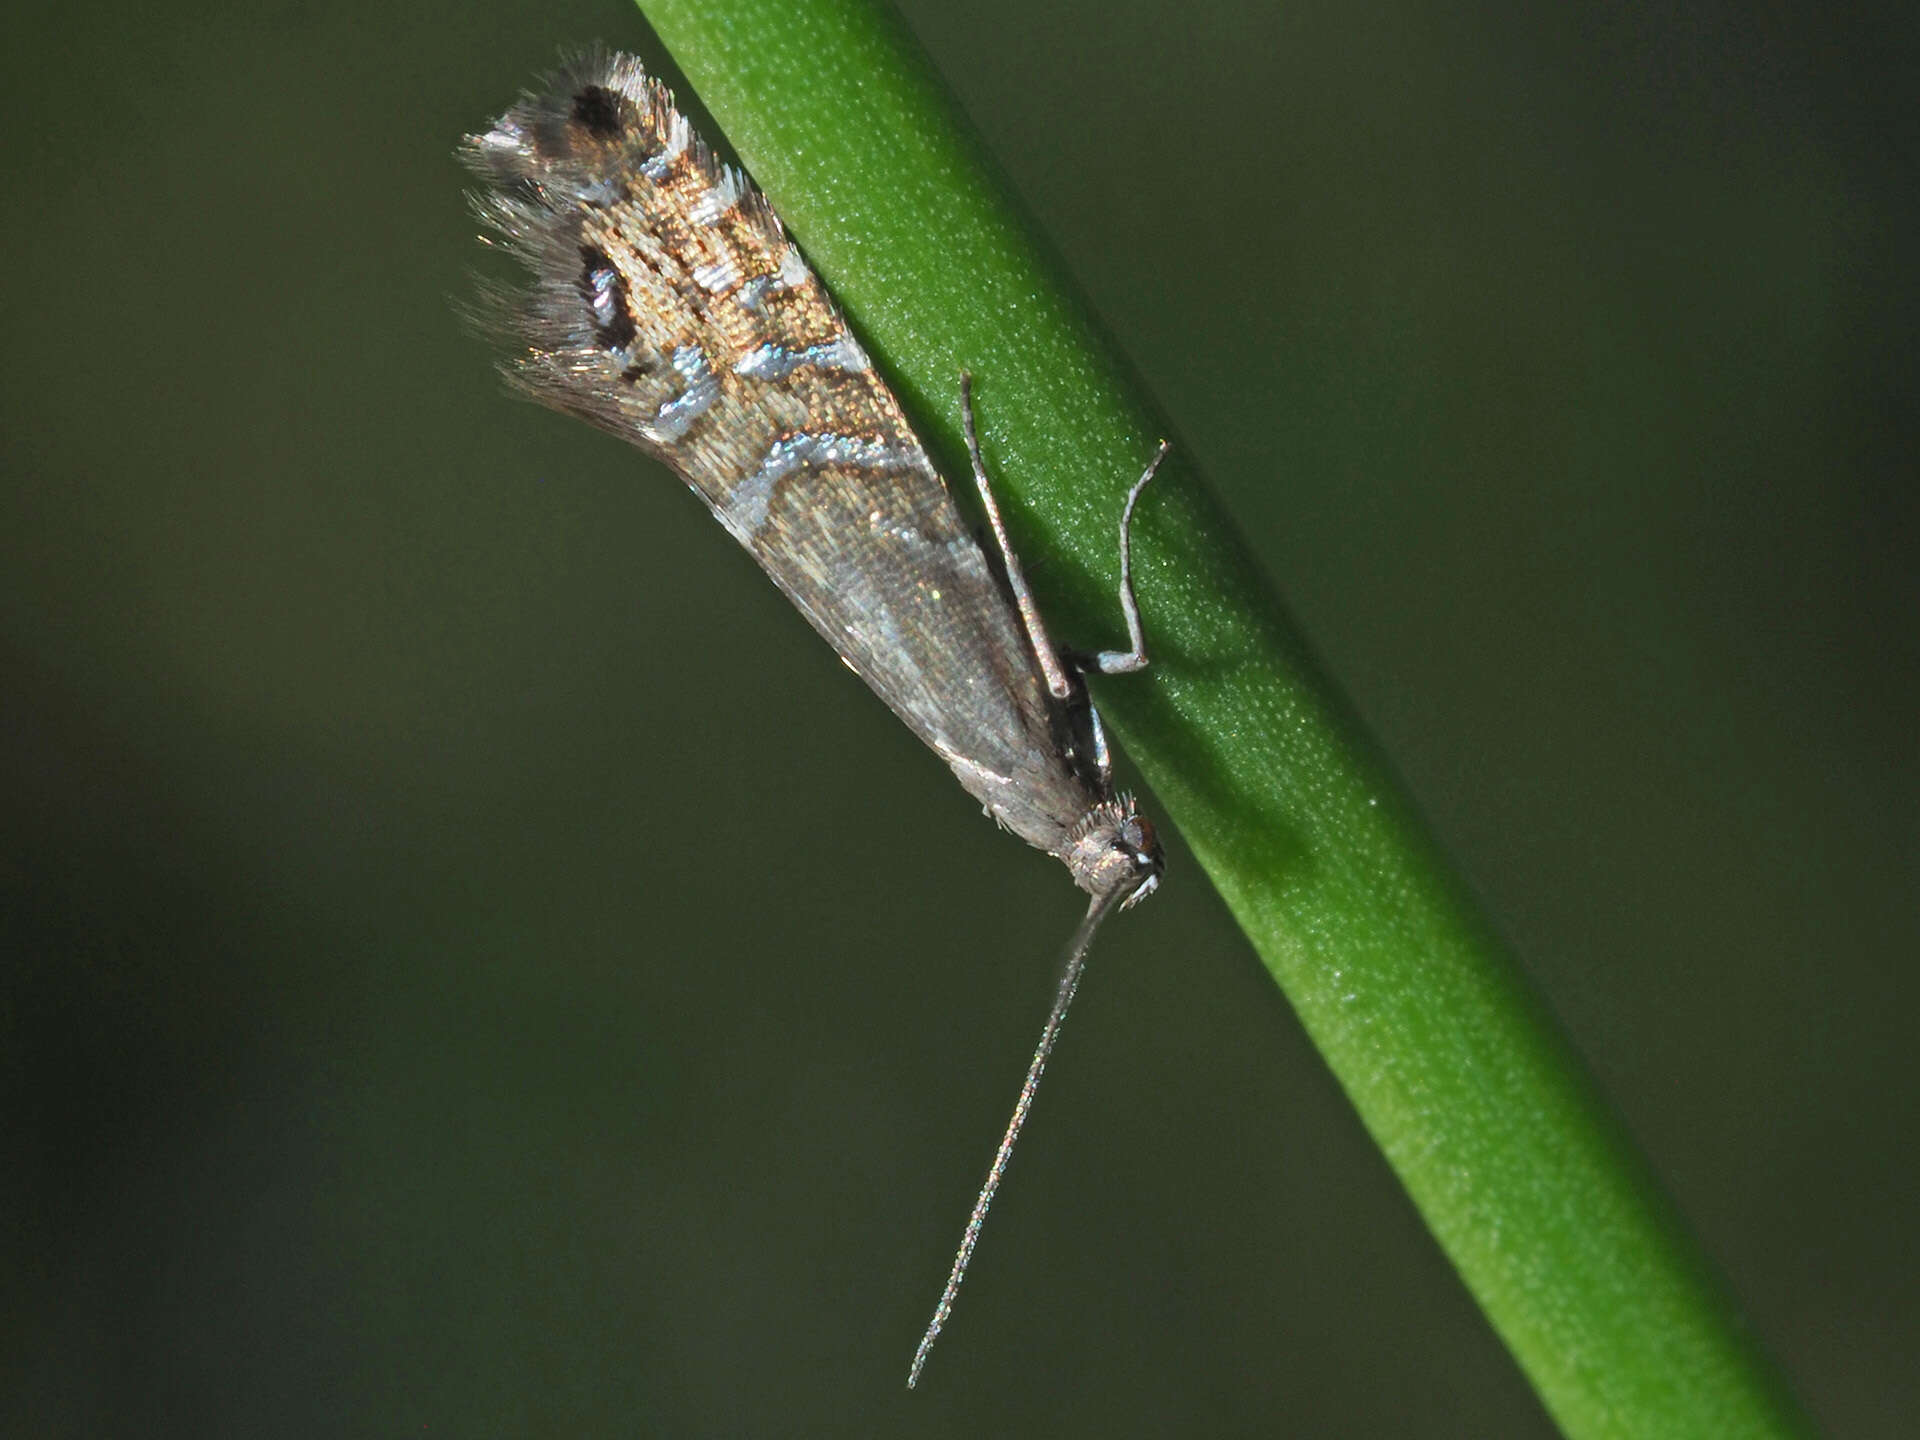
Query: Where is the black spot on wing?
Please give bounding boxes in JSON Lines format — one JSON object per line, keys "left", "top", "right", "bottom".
{"left": 577, "top": 246, "right": 637, "bottom": 352}
{"left": 569, "top": 84, "right": 627, "bottom": 139}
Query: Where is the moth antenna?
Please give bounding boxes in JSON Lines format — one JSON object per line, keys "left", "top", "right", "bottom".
{"left": 907, "top": 882, "right": 1133, "bottom": 1388}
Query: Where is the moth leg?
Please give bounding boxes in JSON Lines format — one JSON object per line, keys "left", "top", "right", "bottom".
{"left": 1081, "top": 697, "right": 1116, "bottom": 793}
{"left": 1073, "top": 441, "right": 1169, "bottom": 676}
{"left": 961, "top": 373, "right": 1075, "bottom": 701}
{"left": 1069, "top": 443, "right": 1167, "bottom": 791}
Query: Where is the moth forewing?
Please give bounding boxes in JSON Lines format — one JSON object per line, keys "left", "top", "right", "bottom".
{"left": 463, "top": 49, "right": 1169, "bottom": 1387}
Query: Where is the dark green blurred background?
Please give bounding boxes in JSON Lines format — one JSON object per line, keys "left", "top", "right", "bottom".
{"left": 4, "top": 0, "right": 1912, "bottom": 1434}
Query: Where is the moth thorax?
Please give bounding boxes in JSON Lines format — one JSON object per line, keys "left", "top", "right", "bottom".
{"left": 1062, "top": 798, "right": 1163, "bottom": 904}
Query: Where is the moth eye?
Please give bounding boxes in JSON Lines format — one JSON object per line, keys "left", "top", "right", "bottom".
{"left": 1126, "top": 814, "right": 1158, "bottom": 857}
{"left": 569, "top": 84, "right": 628, "bottom": 140}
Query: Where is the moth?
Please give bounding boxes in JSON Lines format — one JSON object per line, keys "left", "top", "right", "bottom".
{"left": 462, "top": 49, "right": 1168, "bottom": 1386}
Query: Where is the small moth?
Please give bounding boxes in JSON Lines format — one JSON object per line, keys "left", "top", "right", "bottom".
{"left": 462, "top": 49, "right": 1168, "bottom": 1386}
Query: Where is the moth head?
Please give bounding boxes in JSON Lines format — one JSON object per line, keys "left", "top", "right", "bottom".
{"left": 1063, "top": 796, "right": 1163, "bottom": 907}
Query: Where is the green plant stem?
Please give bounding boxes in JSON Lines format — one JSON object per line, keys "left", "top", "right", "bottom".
{"left": 632, "top": 1, "right": 1811, "bottom": 1433}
